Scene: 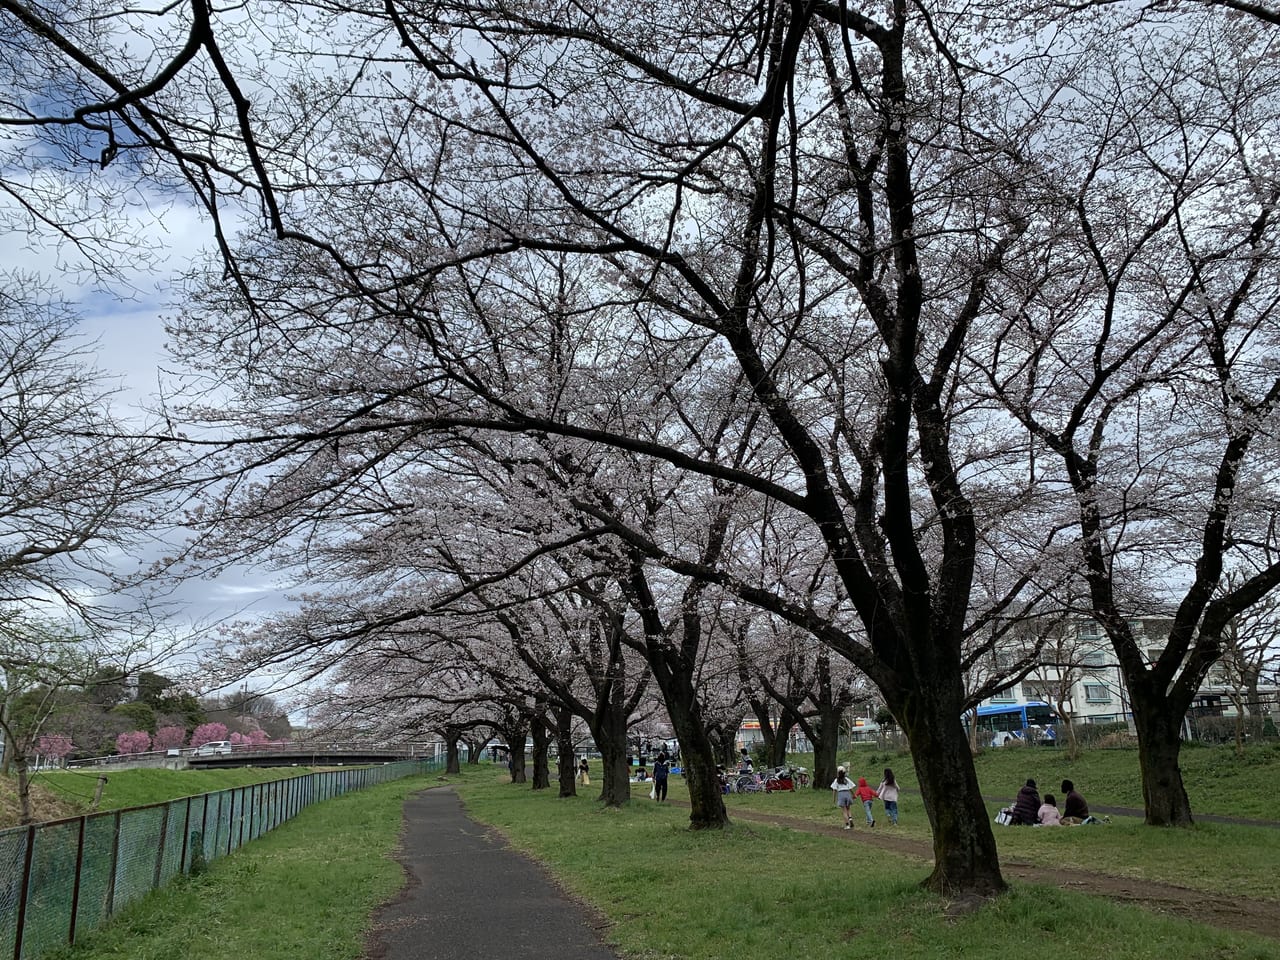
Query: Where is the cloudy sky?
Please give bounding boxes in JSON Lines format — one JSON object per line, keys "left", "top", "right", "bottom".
{"left": 7, "top": 184, "right": 302, "bottom": 694}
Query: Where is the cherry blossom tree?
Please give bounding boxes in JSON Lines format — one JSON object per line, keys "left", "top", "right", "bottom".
{"left": 980, "top": 18, "right": 1280, "bottom": 824}
{"left": 188, "top": 722, "right": 228, "bottom": 746}
{"left": 152, "top": 725, "right": 187, "bottom": 751}
{"left": 115, "top": 730, "right": 151, "bottom": 754}
{"left": 14, "top": 0, "right": 1280, "bottom": 894}
{"left": 36, "top": 733, "right": 73, "bottom": 765}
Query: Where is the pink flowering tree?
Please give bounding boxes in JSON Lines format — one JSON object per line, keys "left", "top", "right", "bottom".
{"left": 153, "top": 726, "right": 187, "bottom": 751}
{"left": 37, "top": 734, "right": 74, "bottom": 763}
{"left": 116, "top": 730, "right": 152, "bottom": 755}
{"left": 189, "top": 722, "right": 228, "bottom": 746}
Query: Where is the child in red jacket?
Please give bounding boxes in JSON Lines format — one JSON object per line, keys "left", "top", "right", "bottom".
{"left": 855, "top": 777, "right": 878, "bottom": 827}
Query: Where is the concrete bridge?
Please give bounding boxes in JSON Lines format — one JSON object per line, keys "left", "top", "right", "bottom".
{"left": 66, "top": 741, "right": 438, "bottom": 772}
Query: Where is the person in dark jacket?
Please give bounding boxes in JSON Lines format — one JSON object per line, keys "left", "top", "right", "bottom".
{"left": 652, "top": 753, "right": 670, "bottom": 802}
{"left": 1061, "top": 780, "right": 1089, "bottom": 821}
{"left": 1011, "top": 778, "right": 1041, "bottom": 825}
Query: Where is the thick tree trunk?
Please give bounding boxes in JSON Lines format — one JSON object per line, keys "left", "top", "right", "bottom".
{"left": 898, "top": 687, "right": 1006, "bottom": 897}
{"left": 583, "top": 686, "right": 632, "bottom": 806}
{"left": 1132, "top": 698, "right": 1194, "bottom": 826}
{"left": 465, "top": 735, "right": 488, "bottom": 764}
{"left": 596, "top": 734, "right": 632, "bottom": 805}
{"left": 443, "top": 727, "right": 462, "bottom": 774}
{"left": 555, "top": 709, "right": 577, "bottom": 798}
{"left": 530, "top": 717, "right": 551, "bottom": 790}
{"left": 766, "top": 707, "right": 796, "bottom": 768}
{"left": 807, "top": 708, "right": 841, "bottom": 792}
{"left": 661, "top": 676, "right": 728, "bottom": 829}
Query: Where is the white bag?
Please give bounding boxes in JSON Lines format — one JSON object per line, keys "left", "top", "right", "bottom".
{"left": 650, "top": 785, "right": 656, "bottom": 800}
{"left": 995, "top": 809, "right": 1014, "bottom": 826}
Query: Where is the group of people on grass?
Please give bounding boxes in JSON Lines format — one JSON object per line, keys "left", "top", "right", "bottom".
{"left": 1007, "top": 778, "right": 1091, "bottom": 826}
{"left": 830, "top": 767, "right": 900, "bottom": 829}
{"left": 577, "top": 753, "right": 673, "bottom": 801}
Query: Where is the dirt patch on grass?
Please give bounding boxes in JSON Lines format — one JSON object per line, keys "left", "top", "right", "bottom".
{"left": 0, "top": 774, "right": 84, "bottom": 829}
{"left": 723, "top": 806, "right": 1280, "bottom": 941}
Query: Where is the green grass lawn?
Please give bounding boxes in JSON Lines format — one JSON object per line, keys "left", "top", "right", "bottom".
{"left": 712, "top": 745, "right": 1280, "bottom": 899}
{"left": 815, "top": 740, "right": 1280, "bottom": 820}
{"left": 32, "top": 748, "right": 1280, "bottom": 960}
{"left": 451, "top": 766, "right": 1280, "bottom": 960}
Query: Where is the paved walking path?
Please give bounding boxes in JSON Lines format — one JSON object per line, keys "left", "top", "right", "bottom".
{"left": 364, "top": 787, "right": 619, "bottom": 960}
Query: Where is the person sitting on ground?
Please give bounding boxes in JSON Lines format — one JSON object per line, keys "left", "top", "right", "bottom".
{"left": 636, "top": 766, "right": 648, "bottom": 781}
{"left": 1011, "top": 778, "right": 1041, "bottom": 826}
{"left": 1037, "top": 794, "right": 1061, "bottom": 826}
{"left": 1061, "top": 779, "right": 1089, "bottom": 823}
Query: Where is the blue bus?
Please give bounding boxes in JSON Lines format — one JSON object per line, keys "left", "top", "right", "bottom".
{"left": 965, "top": 702, "right": 1057, "bottom": 746}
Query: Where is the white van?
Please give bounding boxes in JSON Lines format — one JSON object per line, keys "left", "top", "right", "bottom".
{"left": 193, "top": 740, "right": 233, "bottom": 756}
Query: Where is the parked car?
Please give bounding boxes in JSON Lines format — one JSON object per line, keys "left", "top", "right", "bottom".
{"left": 193, "top": 740, "right": 233, "bottom": 756}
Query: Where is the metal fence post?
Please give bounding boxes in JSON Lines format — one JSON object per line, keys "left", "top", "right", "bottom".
{"left": 152, "top": 801, "right": 170, "bottom": 889}
{"left": 224, "top": 792, "right": 234, "bottom": 857}
{"left": 13, "top": 824, "right": 36, "bottom": 960}
{"left": 104, "top": 811, "right": 121, "bottom": 918}
{"left": 179, "top": 797, "right": 191, "bottom": 875}
{"left": 68, "top": 816, "right": 86, "bottom": 946}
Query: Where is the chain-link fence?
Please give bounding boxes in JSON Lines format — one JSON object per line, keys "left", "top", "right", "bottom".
{"left": 0, "top": 759, "right": 439, "bottom": 960}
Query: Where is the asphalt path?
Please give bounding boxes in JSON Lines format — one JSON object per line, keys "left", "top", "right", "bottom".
{"left": 364, "top": 787, "right": 619, "bottom": 960}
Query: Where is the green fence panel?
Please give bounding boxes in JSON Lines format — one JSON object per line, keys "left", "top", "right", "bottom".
{"left": 72, "top": 813, "right": 116, "bottom": 942}
{"left": 112, "top": 806, "right": 165, "bottom": 914}
{"left": 19, "top": 821, "right": 79, "bottom": 959}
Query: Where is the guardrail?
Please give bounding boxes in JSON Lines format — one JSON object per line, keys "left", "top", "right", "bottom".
{"left": 65, "top": 741, "right": 439, "bottom": 768}
{"left": 0, "top": 758, "right": 440, "bottom": 960}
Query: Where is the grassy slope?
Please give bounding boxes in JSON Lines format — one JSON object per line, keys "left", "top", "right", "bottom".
{"left": 21, "top": 767, "right": 317, "bottom": 820}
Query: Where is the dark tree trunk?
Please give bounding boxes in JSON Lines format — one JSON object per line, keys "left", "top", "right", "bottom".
{"left": 555, "top": 707, "right": 577, "bottom": 798}
{"left": 499, "top": 719, "right": 529, "bottom": 784}
{"left": 803, "top": 707, "right": 842, "bottom": 792}
{"left": 443, "top": 726, "right": 463, "bottom": 774}
{"left": 1131, "top": 692, "right": 1194, "bottom": 826}
{"left": 583, "top": 682, "right": 633, "bottom": 806}
{"left": 530, "top": 714, "right": 551, "bottom": 790}
{"left": 767, "top": 707, "right": 797, "bottom": 767}
{"left": 465, "top": 733, "right": 490, "bottom": 765}
{"left": 596, "top": 732, "right": 632, "bottom": 805}
{"left": 896, "top": 683, "right": 1006, "bottom": 896}
{"left": 660, "top": 673, "right": 728, "bottom": 829}
{"left": 707, "top": 721, "right": 740, "bottom": 768}
{"left": 15, "top": 756, "right": 33, "bottom": 826}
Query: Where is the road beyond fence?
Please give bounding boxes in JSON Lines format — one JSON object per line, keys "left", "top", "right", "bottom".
{"left": 0, "top": 759, "right": 439, "bottom": 960}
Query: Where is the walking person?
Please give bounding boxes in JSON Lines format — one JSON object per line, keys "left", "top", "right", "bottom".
{"left": 652, "top": 752, "right": 670, "bottom": 802}
{"left": 577, "top": 758, "right": 590, "bottom": 786}
{"left": 831, "top": 766, "right": 855, "bottom": 829}
{"left": 855, "top": 776, "right": 878, "bottom": 827}
{"left": 876, "top": 768, "right": 900, "bottom": 825}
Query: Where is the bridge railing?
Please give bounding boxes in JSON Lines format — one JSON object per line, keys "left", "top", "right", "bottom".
{"left": 0, "top": 758, "right": 440, "bottom": 960}
{"left": 65, "top": 741, "right": 438, "bottom": 768}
